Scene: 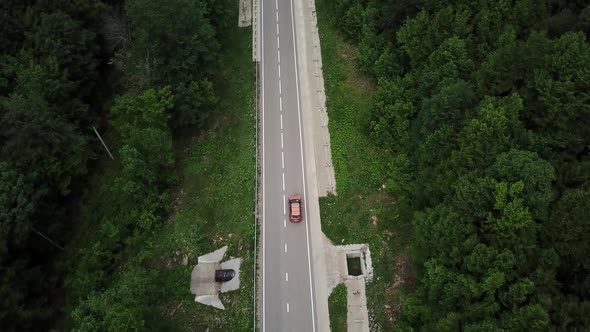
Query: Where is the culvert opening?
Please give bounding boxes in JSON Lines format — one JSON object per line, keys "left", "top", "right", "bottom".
{"left": 346, "top": 256, "right": 362, "bottom": 276}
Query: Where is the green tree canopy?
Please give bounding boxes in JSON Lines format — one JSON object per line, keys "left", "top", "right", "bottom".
{"left": 0, "top": 94, "right": 88, "bottom": 194}
{"left": 117, "top": 0, "right": 220, "bottom": 89}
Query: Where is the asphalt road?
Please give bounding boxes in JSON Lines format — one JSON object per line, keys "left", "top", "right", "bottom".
{"left": 261, "top": 0, "right": 317, "bottom": 330}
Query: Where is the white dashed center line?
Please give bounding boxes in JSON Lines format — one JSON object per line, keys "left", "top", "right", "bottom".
{"left": 276, "top": 1, "right": 292, "bottom": 313}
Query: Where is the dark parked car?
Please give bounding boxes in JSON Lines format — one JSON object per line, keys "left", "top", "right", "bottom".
{"left": 215, "top": 269, "right": 236, "bottom": 282}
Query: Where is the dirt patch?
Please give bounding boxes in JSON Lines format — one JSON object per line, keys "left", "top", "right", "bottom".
{"left": 371, "top": 215, "right": 378, "bottom": 227}
{"left": 385, "top": 253, "right": 409, "bottom": 296}
{"left": 383, "top": 229, "right": 394, "bottom": 238}
{"left": 166, "top": 187, "right": 186, "bottom": 224}
{"left": 384, "top": 251, "right": 414, "bottom": 324}
{"left": 167, "top": 302, "right": 183, "bottom": 316}
{"left": 338, "top": 41, "right": 357, "bottom": 62}
{"left": 336, "top": 38, "right": 376, "bottom": 93}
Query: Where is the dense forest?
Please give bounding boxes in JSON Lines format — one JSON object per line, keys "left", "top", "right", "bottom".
{"left": 329, "top": 0, "right": 590, "bottom": 330}
{"left": 0, "top": 0, "right": 229, "bottom": 330}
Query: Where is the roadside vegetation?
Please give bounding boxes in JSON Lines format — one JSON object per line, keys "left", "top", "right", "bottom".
{"left": 316, "top": 0, "right": 414, "bottom": 330}
{"left": 323, "top": 0, "right": 590, "bottom": 330}
{"left": 68, "top": 16, "right": 255, "bottom": 331}
{"left": 0, "top": 0, "right": 254, "bottom": 330}
{"left": 147, "top": 23, "right": 255, "bottom": 330}
{"left": 66, "top": 0, "right": 255, "bottom": 330}
{"left": 329, "top": 284, "right": 348, "bottom": 332}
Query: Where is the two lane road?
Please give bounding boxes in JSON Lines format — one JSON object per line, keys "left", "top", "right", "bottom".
{"left": 261, "top": 0, "right": 317, "bottom": 330}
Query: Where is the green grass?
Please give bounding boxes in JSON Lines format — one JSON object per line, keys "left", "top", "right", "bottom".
{"left": 329, "top": 284, "right": 347, "bottom": 332}
{"left": 151, "top": 24, "right": 256, "bottom": 331}
{"left": 315, "top": 0, "right": 414, "bottom": 330}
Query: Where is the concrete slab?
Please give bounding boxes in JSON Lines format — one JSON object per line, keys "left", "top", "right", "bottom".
{"left": 345, "top": 278, "right": 369, "bottom": 332}
{"left": 238, "top": 0, "right": 252, "bottom": 27}
{"left": 220, "top": 258, "right": 243, "bottom": 293}
{"left": 198, "top": 246, "right": 227, "bottom": 263}
{"left": 196, "top": 295, "right": 225, "bottom": 310}
{"left": 190, "top": 263, "right": 220, "bottom": 296}
{"left": 191, "top": 246, "right": 243, "bottom": 310}
{"left": 252, "top": 0, "right": 260, "bottom": 61}
{"left": 293, "top": 0, "right": 336, "bottom": 197}
{"left": 323, "top": 234, "right": 345, "bottom": 294}
{"left": 323, "top": 236, "right": 373, "bottom": 331}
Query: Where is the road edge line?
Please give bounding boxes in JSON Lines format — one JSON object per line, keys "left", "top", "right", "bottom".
{"left": 260, "top": 0, "right": 266, "bottom": 329}
{"left": 289, "top": 0, "right": 317, "bottom": 330}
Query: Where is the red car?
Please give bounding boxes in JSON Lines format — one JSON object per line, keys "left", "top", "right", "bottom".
{"left": 288, "top": 194, "right": 302, "bottom": 222}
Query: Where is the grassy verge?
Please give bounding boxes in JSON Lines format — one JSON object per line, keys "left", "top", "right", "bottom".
{"left": 329, "top": 284, "right": 348, "bottom": 332}
{"left": 315, "top": 0, "right": 414, "bottom": 330}
{"left": 151, "top": 24, "right": 256, "bottom": 330}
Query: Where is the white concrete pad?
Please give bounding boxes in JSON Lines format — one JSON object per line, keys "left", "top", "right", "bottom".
{"left": 324, "top": 237, "right": 373, "bottom": 331}
{"left": 238, "top": 0, "right": 252, "bottom": 27}
{"left": 198, "top": 245, "right": 227, "bottom": 263}
{"left": 345, "top": 278, "right": 369, "bottom": 332}
{"left": 190, "top": 246, "right": 243, "bottom": 311}
{"left": 190, "top": 263, "right": 220, "bottom": 296}
{"left": 220, "top": 258, "right": 243, "bottom": 293}
{"left": 293, "top": 0, "right": 336, "bottom": 197}
{"left": 196, "top": 295, "right": 225, "bottom": 310}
